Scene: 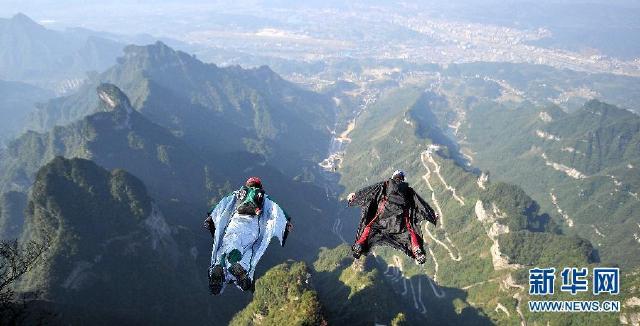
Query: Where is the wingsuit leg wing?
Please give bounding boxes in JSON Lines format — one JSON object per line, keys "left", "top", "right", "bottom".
{"left": 348, "top": 181, "right": 386, "bottom": 258}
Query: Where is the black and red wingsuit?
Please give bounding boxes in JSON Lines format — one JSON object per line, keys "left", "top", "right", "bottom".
{"left": 348, "top": 177, "right": 438, "bottom": 262}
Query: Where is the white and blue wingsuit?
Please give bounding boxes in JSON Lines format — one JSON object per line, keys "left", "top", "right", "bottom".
{"left": 208, "top": 191, "right": 289, "bottom": 293}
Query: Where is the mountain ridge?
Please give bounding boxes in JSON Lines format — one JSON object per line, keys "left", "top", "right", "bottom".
{"left": 460, "top": 97, "right": 640, "bottom": 267}
{"left": 17, "top": 156, "right": 212, "bottom": 325}
{"left": 0, "top": 13, "right": 123, "bottom": 89}
{"left": 27, "top": 41, "right": 335, "bottom": 176}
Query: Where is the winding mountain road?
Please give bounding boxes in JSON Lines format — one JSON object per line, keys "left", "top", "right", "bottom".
{"left": 420, "top": 149, "right": 462, "bottom": 261}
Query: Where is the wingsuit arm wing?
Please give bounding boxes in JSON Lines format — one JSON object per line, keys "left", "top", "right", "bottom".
{"left": 204, "top": 195, "right": 236, "bottom": 237}
{"left": 413, "top": 190, "right": 438, "bottom": 226}
{"left": 266, "top": 195, "right": 291, "bottom": 221}
{"left": 349, "top": 181, "right": 385, "bottom": 207}
{"left": 209, "top": 194, "right": 236, "bottom": 228}
{"left": 208, "top": 194, "right": 237, "bottom": 271}
{"left": 264, "top": 197, "right": 290, "bottom": 247}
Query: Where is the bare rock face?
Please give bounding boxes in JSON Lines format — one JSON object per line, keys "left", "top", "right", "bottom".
{"left": 96, "top": 83, "right": 133, "bottom": 129}
{"left": 97, "top": 83, "right": 132, "bottom": 111}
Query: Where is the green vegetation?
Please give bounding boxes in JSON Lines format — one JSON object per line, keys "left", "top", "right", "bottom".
{"left": 499, "top": 231, "right": 594, "bottom": 267}
{"left": 17, "top": 157, "right": 213, "bottom": 324}
{"left": 0, "top": 52, "right": 343, "bottom": 324}
{"left": 460, "top": 97, "right": 640, "bottom": 267}
{"left": 338, "top": 85, "right": 604, "bottom": 324}
{"left": 0, "top": 84, "right": 217, "bottom": 226}
{"left": 27, "top": 42, "right": 335, "bottom": 178}
{"left": 230, "top": 262, "right": 325, "bottom": 326}
{"left": 391, "top": 313, "right": 407, "bottom": 326}
{"left": 2, "top": 33, "right": 639, "bottom": 325}
{"left": 480, "top": 182, "right": 556, "bottom": 232}
{"left": 313, "top": 245, "right": 426, "bottom": 325}
{"left": 311, "top": 245, "right": 493, "bottom": 325}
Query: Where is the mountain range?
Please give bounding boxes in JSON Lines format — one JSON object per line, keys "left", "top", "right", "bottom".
{"left": 336, "top": 86, "right": 639, "bottom": 324}
{"left": 0, "top": 27, "right": 639, "bottom": 324}
{"left": 0, "top": 79, "right": 53, "bottom": 144}
{"left": 0, "top": 40, "right": 343, "bottom": 324}
{"left": 26, "top": 41, "right": 335, "bottom": 177}
{"left": 0, "top": 13, "right": 123, "bottom": 91}
{"left": 460, "top": 96, "right": 640, "bottom": 268}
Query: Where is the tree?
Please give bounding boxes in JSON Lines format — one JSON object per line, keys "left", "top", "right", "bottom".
{"left": 0, "top": 238, "right": 48, "bottom": 323}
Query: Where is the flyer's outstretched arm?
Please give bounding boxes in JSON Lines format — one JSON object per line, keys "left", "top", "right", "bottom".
{"left": 348, "top": 181, "right": 385, "bottom": 207}
{"left": 413, "top": 190, "right": 439, "bottom": 226}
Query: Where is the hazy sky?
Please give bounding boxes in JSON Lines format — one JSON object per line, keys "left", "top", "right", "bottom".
{"left": 2, "top": 0, "right": 639, "bottom": 61}
{"left": 3, "top": 0, "right": 640, "bottom": 34}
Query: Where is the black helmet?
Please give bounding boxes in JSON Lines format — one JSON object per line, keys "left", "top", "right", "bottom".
{"left": 392, "top": 170, "right": 405, "bottom": 181}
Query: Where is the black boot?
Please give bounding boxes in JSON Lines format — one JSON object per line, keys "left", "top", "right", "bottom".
{"left": 352, "top": 243, "right": 365, "bottom": 259}
{"left": 208, "top": 265, "right": 224, "bottom": 295}
{"left": 413, "top": 247, "right": 426, "bottom": 265}
{"left": 229, "top": 263, "right": 253, "bottom": 291}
